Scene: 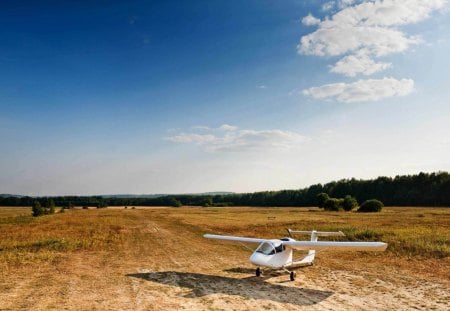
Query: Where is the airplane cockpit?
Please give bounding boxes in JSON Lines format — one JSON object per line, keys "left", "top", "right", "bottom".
{"left": 255, "top": 241, "right": 285, "bottom": 255}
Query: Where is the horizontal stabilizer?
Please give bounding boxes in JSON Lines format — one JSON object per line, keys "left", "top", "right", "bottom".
{"left": 288, "top": 229, "right": 346, "bottom": 237}
{"left": 283, "top": 241, "right": 387, "bottom": 252}
{"left": 203, "top": 234, "right": 266, "bottom": 244}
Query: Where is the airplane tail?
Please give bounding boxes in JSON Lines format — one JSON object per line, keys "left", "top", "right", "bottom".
{"left": 287, "top": 229, "right": 345, "bottom": 238}
{"left": 288, "top": 229, "right": 345, "bottom": 266}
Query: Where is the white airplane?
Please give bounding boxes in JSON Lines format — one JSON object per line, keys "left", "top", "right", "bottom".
{"left": 204, "top": 229, "right": 387, "bottom": 281}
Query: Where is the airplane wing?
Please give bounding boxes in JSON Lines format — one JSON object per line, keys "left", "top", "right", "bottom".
{"left": 283, "top": 241, "right": 387, "bottom": 251}
{"left": 203, "top": 234, "right": 266, "bottom": 244}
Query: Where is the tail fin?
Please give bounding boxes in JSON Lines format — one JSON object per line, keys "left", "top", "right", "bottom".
{"left": 289, "top": 229, "right": 345, "bottom": 266}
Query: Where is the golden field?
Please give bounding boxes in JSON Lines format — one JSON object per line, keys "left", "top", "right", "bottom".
{"left": 0, "top": 206, "right": 449, "bottom": 310}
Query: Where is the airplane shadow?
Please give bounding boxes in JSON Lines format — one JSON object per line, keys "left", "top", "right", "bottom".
{"left": 224, "top": 266, "right": 310, "bottom": 279}
{"left": 127, "top": 271, "right": 333, "bottom": 306}
{"left": 223, "top": 267, "right": 286, "bottom": 280}
{"left": 224, "top": 267, "right": 259, "bottom": 274}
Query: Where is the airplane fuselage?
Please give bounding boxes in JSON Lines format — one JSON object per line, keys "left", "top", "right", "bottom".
{"left": 249, "top": 239, "right": 294, "bottom": 268}
{"left": 250, "top": 246, "right": 293, "bottom": 268}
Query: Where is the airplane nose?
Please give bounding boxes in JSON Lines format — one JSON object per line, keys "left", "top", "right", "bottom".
{"left": 250, "top": 252, "right": 265, "bottom": 266}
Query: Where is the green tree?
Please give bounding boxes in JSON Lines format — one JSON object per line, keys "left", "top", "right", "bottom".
{"left": 201, "top": 197, "right": 213, "bottom": 207}
{"left": 47, "top": 199, "right": 56, "bottom": 214}
{"left": 342, "top": 195, "right": 358, "bottom": 211}
{"left": 32, "top": 201, "right": 44, "bottom": 217}
{"left": 316, "top": 193, "right": 329, "bottom": 208}
{"left": 323, "top": 198, "right": 343, "bottom": 211}
{"left": 358, "top": 199, "right": 384, "bottom": 213}
{"left": 165, "top": 197, "right": 182, "bottom": 207}
{"left": 97, "top": 201, "right": 107, "bottom": 209}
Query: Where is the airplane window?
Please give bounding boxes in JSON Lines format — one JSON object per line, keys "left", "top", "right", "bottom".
{"left": 274, "top": 243, "right": 284, "bottom": 253}
{"left": 256, "top": 242, "right": 275, "bottom": 255}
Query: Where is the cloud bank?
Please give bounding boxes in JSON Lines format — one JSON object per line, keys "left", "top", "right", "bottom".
{"left": 303, "top": 77, "right": 414, "bottom": 103}
{"left": 165, "top": 125, "right": 307, "bottom": 152}
{"left": 299, "top": 0, "right": 447, "bottom": 102}
{"left": 299, "top": 0, "right": 446, "bottom": 59}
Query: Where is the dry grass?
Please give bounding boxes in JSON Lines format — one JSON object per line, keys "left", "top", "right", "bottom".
{"left": 0, "top": 206, "right": 449, "bottom": 310}
{"left": 167, "top": 207, "right": 450, "bottom": 259}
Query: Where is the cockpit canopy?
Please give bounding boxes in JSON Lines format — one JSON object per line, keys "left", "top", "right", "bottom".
{"left": 255, "top": 241, "right": 285, "bottom": 255}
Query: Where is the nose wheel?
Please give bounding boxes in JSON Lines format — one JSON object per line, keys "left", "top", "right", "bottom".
{"left": 290, "top": 271, "right": 296, "bottom": 281}
{"left": 256, "top": 267, "right": 262, "bottom": 277}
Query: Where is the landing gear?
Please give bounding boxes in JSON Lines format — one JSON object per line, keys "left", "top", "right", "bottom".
{"left": 290, "top": 271, "right": 296, "bottom": 281}
{"left": 256, "top": 267, "right": 262, "bottom": 277}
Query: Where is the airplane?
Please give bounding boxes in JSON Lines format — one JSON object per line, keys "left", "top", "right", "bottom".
{"left": 204, "top": 229, "right": 387, "bottom": 281}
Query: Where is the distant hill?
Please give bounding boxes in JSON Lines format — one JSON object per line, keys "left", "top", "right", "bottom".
{"left": 0, "top": 194, "right": 24, "bottom": 198}
{"left": 1, "top": 192, "right": 235, "bottom": 199}
{"left": 101, "top": 192, "right": 234, "bottom": 198}
{"left": 101, "top": 194, "right": 166, "bottom": 199}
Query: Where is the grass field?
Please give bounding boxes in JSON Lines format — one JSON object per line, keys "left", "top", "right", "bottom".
{"left": 0, "top": 206, "right": 449, "bottom": 310}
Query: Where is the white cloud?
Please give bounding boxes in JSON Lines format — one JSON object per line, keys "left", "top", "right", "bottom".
{"left": 191, "top": 125, "right": 211, "bottom": 131}
{"left": 322, "top": 1, "right": 335, "bottom": 11}
{"left": 299, "top": 19, "right": 418, "bottom": 57}
{"left": 256, "top": 85, "right": 267, "bottom": 89}
{"left": 299, "top": 0, "right": 447, "bottom": 76}
{"left": 302, "top": 13, "right": 320, "bottom": 26}
{"left": 191, "top": 124, "right": 238, "bottom": 132}
{"left": 323, "top": 0, "right": 356, "bottom": 11}
{"left": 165, "top": 133, "right": 217, "bottom": 144}
{"left": 338, "top": 0, "right": 355, "bottom": 9}
{"left": 330, "top": 50, "right": 392, "bottom": 76}
{"left": 219, "top": 124, "right": 238, "bottom": 131}
{"left": 166, "top": 126, "right": 307, "bottom": 152}
{"left": 303, "top": 77, "right": 414, "bottom": 103}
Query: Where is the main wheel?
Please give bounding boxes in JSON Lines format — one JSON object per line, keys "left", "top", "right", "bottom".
{"left": 290, "top": 271, "right": 296, "bottom": 281}
{"left": 256, "top": 267, "right": 261, "bottom": 277}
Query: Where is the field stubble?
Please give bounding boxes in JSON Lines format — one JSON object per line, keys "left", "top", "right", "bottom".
{"left": 0, "top": 206, "right": 449, "bottom": 310}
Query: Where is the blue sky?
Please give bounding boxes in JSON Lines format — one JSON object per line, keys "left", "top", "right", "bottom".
{"left": 1, "top": 0, "right": 449, "bottom": 195}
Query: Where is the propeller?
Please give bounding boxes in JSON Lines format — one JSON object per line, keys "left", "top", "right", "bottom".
{"left": 286, "top": 228, "right": 292, "bottom": 238}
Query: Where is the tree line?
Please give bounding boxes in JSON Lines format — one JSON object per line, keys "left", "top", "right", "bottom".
{"left": 1, "top": 171, "right": 449, "bottom": 207}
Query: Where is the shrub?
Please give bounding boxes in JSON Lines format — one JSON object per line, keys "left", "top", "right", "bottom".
{"left": 165, "top": 197, "right": 182, "bottom": 207}
{"left": 97, "top": 201, "right": 107, "bottom": 209}
{"left": 32, "top": 199, "right": 57, "bottom": 216}
{"left": 32, "top": 201, "right": 44, "bottom": 217}
{"left": 317, "top": 193, "right": 329, "bottom": 208}
{"left": 172, "top": 200, "right": 182, "bottom": 207}
{"left": 343, "top": 195, "right": 358, "bottom": 211}
{"left": 47, "top": 199, "right": 55, "bottom": 214}
{"left": 358, "top": 199, "right": 384, "bottom": 213}
{"left": 323, "top": 198, "right": 343, "bottom": 211}
{"left": 201, "top": 198, "right": 213, "bottom": 207}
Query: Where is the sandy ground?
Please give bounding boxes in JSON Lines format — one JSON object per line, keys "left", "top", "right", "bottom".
{"left": 0, "top": 210, "right": 449, "bottom": 310}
